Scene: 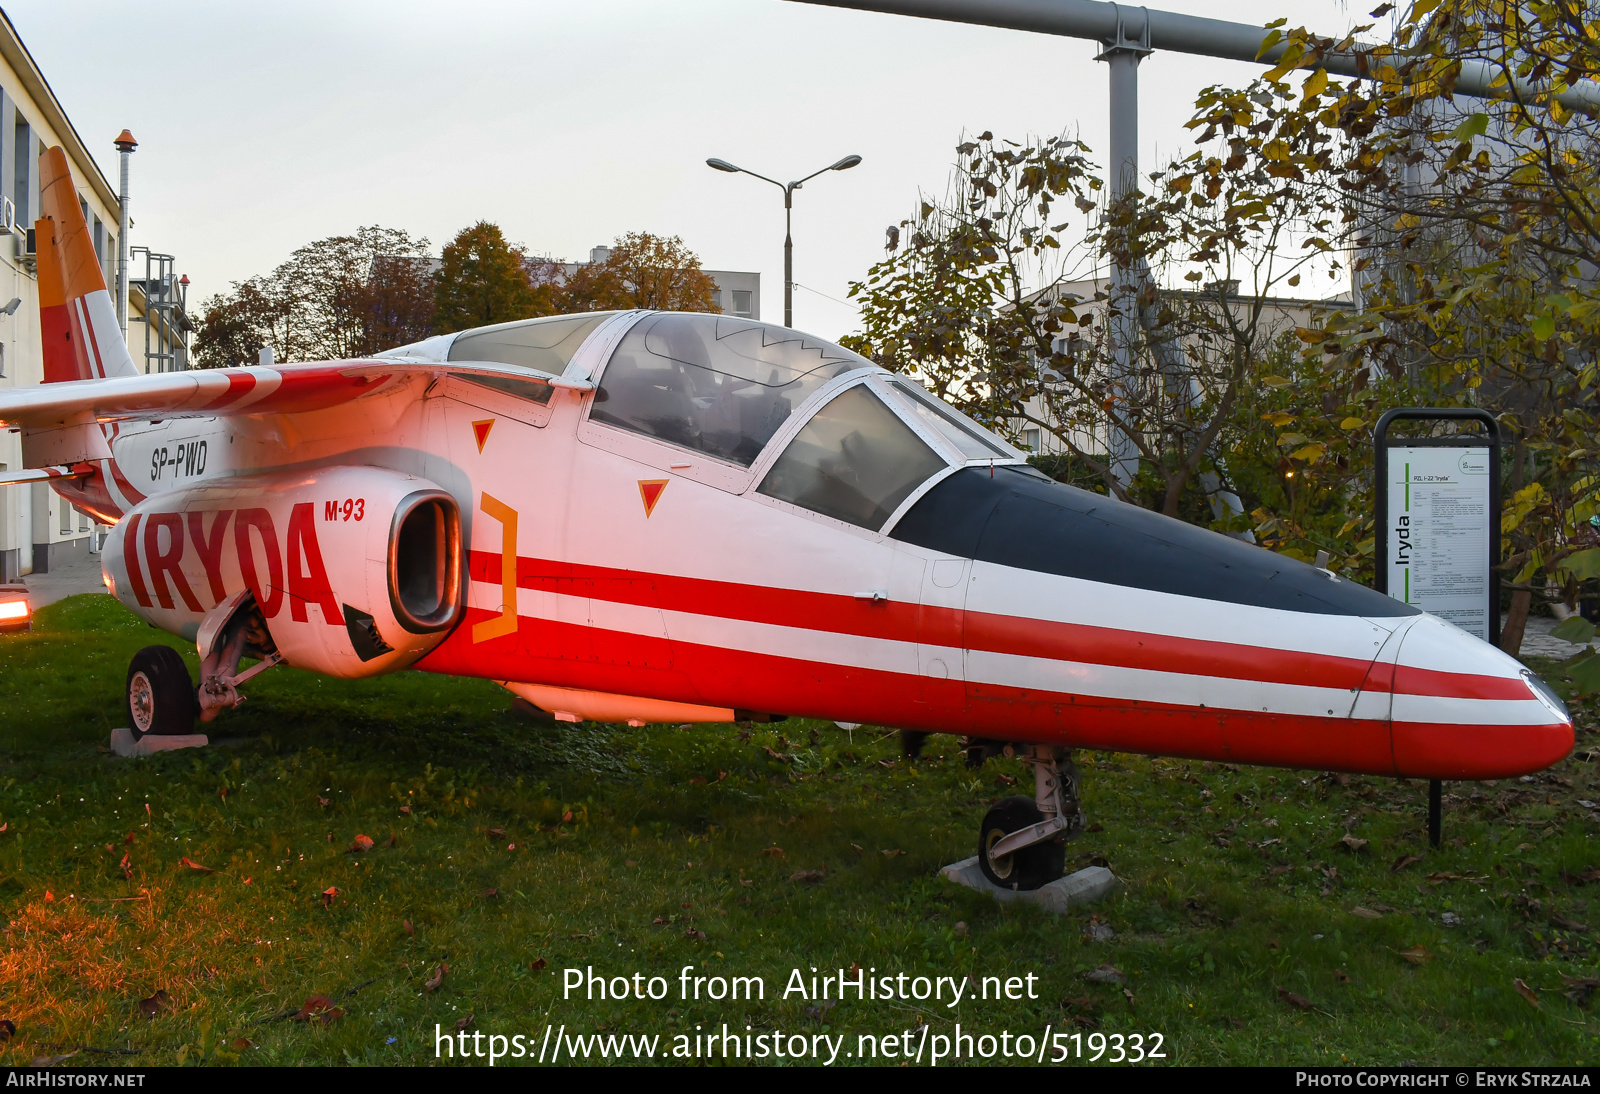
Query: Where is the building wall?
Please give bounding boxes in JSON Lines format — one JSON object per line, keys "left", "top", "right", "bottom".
{"left": 0, "top": 18, "right": 122, "bottom": 578}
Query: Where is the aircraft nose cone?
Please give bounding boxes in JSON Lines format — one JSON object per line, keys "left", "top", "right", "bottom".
{"left": 1390, "top": 615, "right": 1573, "bottom": 779}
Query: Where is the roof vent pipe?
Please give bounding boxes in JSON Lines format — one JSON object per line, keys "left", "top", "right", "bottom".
{"left": 113, "top": 129, "right": 137, "bottom": 340}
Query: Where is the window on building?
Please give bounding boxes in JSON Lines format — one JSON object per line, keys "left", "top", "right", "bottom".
{"left": 93, "top": 216, "right": 104, "bottom": 261}
{"left": 732, "top": 290, "right": 752, "bottom": 318}
{"left": 13, "top": 121, "right": 30, "bottom": 223}
{"left": 758, "top": 383, "right": 948, "bottom": 530}
{"left": 592, "top": 312, "right": 865, "bottom": 466}
{"left": 1023, "top": 428, "right": 1040, "bottom": 451}
{"left": 79, "top": 510, "right": 89, "bottom": 533}
{"left": 59, "top": 499, "right": 69, "bottom": 535}
{"left": 708, "top": 290, "right": 721, "bottom": 312}
{"left": 0, "top": 343, "right": 6, "bottom": 378}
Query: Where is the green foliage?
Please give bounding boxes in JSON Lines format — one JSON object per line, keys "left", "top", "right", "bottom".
{"left": 432, "top": 222, "right": 553, "bottom": 335}
{"left": 195, "top": 227, "right": 433, "bottom": 367}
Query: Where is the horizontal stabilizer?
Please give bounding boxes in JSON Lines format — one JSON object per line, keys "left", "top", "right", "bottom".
{"left": 0, "top": 464, "right": 92, "bottom": 488}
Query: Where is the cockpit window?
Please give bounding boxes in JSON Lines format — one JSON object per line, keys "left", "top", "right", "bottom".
{"left": 591, "top": 313, "right": 866, "bottom": 466}
{"left": 449, "top": 312, "right": 616, "bottom": 373}
{"left": 758, "top": 384, "right": 948, "bottom": 530}
{"left": 887, "top": 380, "right": 1012, "bottom": 460}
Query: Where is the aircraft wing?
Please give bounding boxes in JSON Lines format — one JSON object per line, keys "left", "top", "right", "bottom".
{"left": 0, "top": 359, "right": 592, "bottom": 430}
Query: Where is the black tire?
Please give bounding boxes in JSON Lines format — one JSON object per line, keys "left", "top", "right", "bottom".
{"left": 126, "top": 645, "right": 196, "bottom": 739}
{"left": 978, "top": 796, "right": 1066, "bottom": 891}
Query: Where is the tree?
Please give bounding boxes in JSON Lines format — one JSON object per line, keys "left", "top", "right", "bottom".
{"left": 193, "top": 226, "right": 432, "bottom": 366}
{"left": 432, "top": 222, "right": 552, "bottom": 334}
{"left": 556, "top": 232, "right": 720, "bottom": 313}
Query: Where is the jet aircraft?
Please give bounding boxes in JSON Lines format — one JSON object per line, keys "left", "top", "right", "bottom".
{"left": 0, "top": 147, "right": 1573, "bottom": 889}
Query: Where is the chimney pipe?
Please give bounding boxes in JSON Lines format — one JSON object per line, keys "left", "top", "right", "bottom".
{"left": 113, "top": 129, "right": 137, "bottom": 338}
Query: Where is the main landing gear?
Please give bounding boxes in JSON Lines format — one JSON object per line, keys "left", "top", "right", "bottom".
{"left": 973, "top": 743, "right": 1086, "bottom": 891}
{"left": 124, "top": 592, "right": 282, "bottom": 740}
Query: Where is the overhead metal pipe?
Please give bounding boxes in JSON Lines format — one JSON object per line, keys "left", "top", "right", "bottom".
{"left": 789, "top": 0, "right": 1600, "bottom": 109}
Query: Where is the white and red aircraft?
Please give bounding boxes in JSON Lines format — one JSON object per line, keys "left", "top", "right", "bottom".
{"left": 0, "top": 148, "right": 1573, "bottom": 888}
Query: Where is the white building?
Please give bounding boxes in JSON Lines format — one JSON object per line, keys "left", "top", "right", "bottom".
{"left": 0, "top": 12, "right": 189, "bottom": 579}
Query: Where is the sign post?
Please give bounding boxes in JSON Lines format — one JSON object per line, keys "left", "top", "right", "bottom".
{"left": 1374, "top": 408, "right": 1501, "bottom": 847}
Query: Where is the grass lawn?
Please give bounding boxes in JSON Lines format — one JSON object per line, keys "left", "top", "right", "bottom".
{"left": 0, "top": 593, "right": 1596, "bottom": 1066}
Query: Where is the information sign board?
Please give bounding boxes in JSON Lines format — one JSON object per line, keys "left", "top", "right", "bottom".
{"left": 1374, "top": 409, "right": 1501, "bottom": 646}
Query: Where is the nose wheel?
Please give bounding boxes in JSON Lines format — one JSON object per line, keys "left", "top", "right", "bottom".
{"left": 976, "top": 746, "right": 1085, "bottom": 891}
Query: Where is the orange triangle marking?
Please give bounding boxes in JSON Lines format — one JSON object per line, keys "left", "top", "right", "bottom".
{"left": 471, "top": 419, "right": 494, "bottom": 453}
{"left": 638, "top": 479, "right": 669, "bottom": 518}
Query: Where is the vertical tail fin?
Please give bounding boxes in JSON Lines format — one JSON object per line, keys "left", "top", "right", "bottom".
{"left": 37, "top": 145, "right": 138, "bottom": 382}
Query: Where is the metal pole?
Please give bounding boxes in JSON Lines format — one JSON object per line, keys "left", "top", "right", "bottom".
{"left": 788, "top": 0, "right": 1600, "bottom": 110}
{"left": 113, "top": 131, "right": 137, "bottom": 339}
{"left": 1101, "top": 21, "right": 1148, "bottom": 487}
{"left": 784, "top": 187, "right": 794, "bottom": 328}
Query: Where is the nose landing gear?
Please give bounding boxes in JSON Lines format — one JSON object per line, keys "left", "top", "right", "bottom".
{"left": 977, "top": 745, "right": 1086, "bottom": 891}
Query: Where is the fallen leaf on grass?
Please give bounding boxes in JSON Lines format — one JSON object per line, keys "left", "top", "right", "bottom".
{"left": 402, "top": 919, "right": 414, "bottom": 937}
{"left": 1277, "top": 987, "right": 1315, "bottom": 1011}
{"left": 1390, "top": 853, "right": 1424, "bottom": 872}
{"left": 739, "top": 879, "right": 753, "bottom": 888}
{"left": 123, "top": 831, "right": 134, "bottom": 845}
{"left": 1427, "top": 871, "right": 1488, "bottom": 884}
{"left": 318, "top": 797, "right": 330, "bottom": 809}
{"left": 689, "top": 776, "right": 707, "bottom": 786}
{"left": 530, "top": 958, "right": 547, "bottom": 971}
{"left": 1397, "top": 945, "right": 1432, "bottom": 965}
{"left": 348, "top": 834, "right": 374, "bottom": 854}
{"left": 292, "top": 995, "right": 343, "bottom": 1025}
{"left": 881, "top": 849, "right": 906, "bottom": 858}
{"left": 1084, "top": 964, "right": 1125, "bottom": 985}
{"left": 561, "top": 811, "right": 573, "bottom": 824}
{"left": 1338, "top": 834, "right": 1369, "bottom": 853}
{"left": 1122, "top": 987, "right": 1135, "bottom": 1005}
{"left": 120, "top": 853, "right": 132, "bottom": 881}
{"left": 1333, "top": 970, "right": 1351, "bottom": 984}
{"left": 480, "top": 888, "right": 499, "bottom": 899}
{"left": 321, "top": 887, "right": 339, "bottom": 908}
{"left": 995, "top": 774, "right": 1018, "bottom": 787}
{"left": 399, "top": 805, "right": 412, "bottom": 815}
{"left": 1513, "top": 978, "right": 1541, "bottom": 1009}
{"left": 454, "top": 1013, "right": 475, "bottom": 1033}
{"left": 1562, "top": 868, "right": 1600, "bottom": 885}
{"left": 385, "top": 834, "right": 398, "bottom": 848}
{"left": 179, "top": 857, "right": 214, "bottom": 874}
{"left": 486, "top": 827, "right": 505, "bottom": 839}
{"left": 1350, "top": 906, "right": 1383, "bottom": 920}
{"left": 761, "top": 847, "right": 785, "bottom": 857}
{"left": 1552, "top": 914, "right": 1590, "bottom": 932}
{"left": 685, "top": 928, "right": 707, "bottom": 941}
{"left": 0, "top": 1019, "right": 15, "bottom": 1041}
{"left": 31, "top": 1051, "right": 78, "bottom": 1067}
{"left": 1562, "top": 975, "right": 1599, "bottom": 1006}
{"left": 424, "top": 963, "right": 448, "bottom": 993}
{"left": 138, "top": 989, "right": 172, "bottom": 1019}
{"left": 231, "top": 1037, "right": 255, "bottom": 1051}
{"left": 624, "top": 859, "right": 637, "bottom": 867}
{"left": 790, "top": 869, "right": 826, "bottom": 884}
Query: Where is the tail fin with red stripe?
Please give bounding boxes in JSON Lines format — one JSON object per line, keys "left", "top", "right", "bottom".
{"left": 37, "top": 145, "right": 138, "bottom": 382}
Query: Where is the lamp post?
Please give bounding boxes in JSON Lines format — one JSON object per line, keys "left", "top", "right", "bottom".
{"left": 706, "top": 154, "right": 861, "bottom": 328}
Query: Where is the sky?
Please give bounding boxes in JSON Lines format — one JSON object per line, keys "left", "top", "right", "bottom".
{"left": 9, "top": 0, "right": 1371, "bottom": 343}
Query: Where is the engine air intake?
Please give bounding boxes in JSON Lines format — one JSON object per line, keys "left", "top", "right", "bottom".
{"left": 389, "top": 491, "right": 464, "bottom": 633}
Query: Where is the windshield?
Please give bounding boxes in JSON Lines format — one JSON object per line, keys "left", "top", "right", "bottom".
{"left": 591, "top": 313, "right": 867, "bottom": 466}
{"left": 449, "top": 312, "right": 616, "bottom": 374}
{"left": 758, "top": 383, "right": 948, "bottom": 530}
{"left": 886, "top": 379, "right": 1013, "bottom": 459}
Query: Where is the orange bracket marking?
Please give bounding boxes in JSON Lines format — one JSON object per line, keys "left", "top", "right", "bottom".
{"left": 471, "top": 419, "right": 494, "bottom": 453}
{"left": 638, "top": 479, "right": 669, "bottom": 518}
{"left": 472, "top": 492, "right": 519, "bottom": 643}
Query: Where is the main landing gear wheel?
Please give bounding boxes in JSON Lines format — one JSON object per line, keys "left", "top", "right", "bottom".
{"left": 978, "top": 796, "right": 1066, "bottom": 891}
{"left": 126, "top": 646, "right": 197, "bottom": 740}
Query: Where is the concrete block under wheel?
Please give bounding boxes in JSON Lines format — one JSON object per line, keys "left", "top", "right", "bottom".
{"left": 940, "top": 858, "right": 1116, "bottom": 913}
{"left": 110, "top": 728, "right": 209, "bottom": 758}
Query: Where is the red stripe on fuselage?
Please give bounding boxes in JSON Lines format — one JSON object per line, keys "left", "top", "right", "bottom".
{"left": 466, "top": 551, "right": 1517, "bottom": 702}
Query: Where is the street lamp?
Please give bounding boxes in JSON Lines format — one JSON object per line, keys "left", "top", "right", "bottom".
{"left": 706, "top": 153, "right": 861, "bottom": 328}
